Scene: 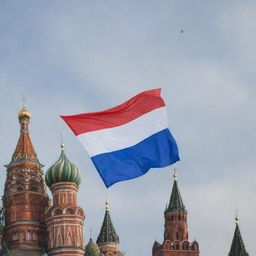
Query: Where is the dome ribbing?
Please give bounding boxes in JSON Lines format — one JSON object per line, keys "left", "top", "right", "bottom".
{"left": 85, "top": 238, "right": 101, "bottom": 256}
{"left": 45, "top": 149, "right": 81, "bottom": 187}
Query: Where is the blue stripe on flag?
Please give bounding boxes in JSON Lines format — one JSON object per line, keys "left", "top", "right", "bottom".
{"left": 91, "top": 128, "right": 179, "bottom": 187}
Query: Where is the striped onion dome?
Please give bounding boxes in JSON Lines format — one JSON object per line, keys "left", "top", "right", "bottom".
{"left": 45, "top": 148, "right": 81, "bottom": 187}
{"left": 85, "top": 238, "right": 100, "bottom": 256}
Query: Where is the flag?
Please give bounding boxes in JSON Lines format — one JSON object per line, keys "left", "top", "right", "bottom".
{"left": 60, "top": 89, "right": 179, "bottom": 187}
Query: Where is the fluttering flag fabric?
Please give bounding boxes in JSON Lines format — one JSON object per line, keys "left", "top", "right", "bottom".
{"left": 60, "top": 89, "right": 179, "bottom": 187}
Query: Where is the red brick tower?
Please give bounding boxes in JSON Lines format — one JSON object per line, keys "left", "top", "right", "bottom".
{"left": 2, "top": 105, "right": 49, "bottom": 255}
{"left": 152, "top": 172, "right": 199, "bottom": 256}
{"left": 45, "top": 144, "right": 85, "bottom": 256}
{"left": 96, "top": 200, "right": 124, "bottom": 256}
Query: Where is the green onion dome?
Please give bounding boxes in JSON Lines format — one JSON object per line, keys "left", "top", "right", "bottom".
{"left": 85, "top": 238, "right": 101, "bottom": 256}
{"left": 45, "top": 147, "right": 81, "bottom": 187}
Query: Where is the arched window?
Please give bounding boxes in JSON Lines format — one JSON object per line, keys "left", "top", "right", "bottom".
{"left": 17, "top": 186, "right": 24, "bottom": 192}
{"left": 33, "top": 232, "right": 37, "bottom": 241}
{"left": 12, "top": 232, "right": 18, "bottom": 240}
{"left": 65, "top": 208, "right": 75, "bottom": 214}
{"left": 52, "top": 208, "right": 63, "bottom": 216}
{"left": 26, "top": 231, "right": 31, "bottom": 240}
{"left": 182, "top": 242, "right": 189, "bottom": 250}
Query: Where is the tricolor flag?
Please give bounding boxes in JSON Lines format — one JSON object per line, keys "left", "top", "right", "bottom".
{"left": 60, "top": 89, "right": 179, "bottom": 187}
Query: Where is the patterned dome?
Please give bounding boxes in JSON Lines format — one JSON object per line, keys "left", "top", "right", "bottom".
{"left": 45, "top": 149, "right": 81, "bottom": 187}
{"left": 85, "top": 238, "right": 100, "bottom": 256}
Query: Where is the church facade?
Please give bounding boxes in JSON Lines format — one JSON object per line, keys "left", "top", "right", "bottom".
{"left": 0, "top": 106, "right": 124, "bottom": 256}
{"left": 0, "top": 105, "right": 251, "bottom": 256}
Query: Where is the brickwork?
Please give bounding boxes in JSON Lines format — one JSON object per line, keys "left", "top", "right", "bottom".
{"left": 152, "top": 175, "right": 199, "bottom": 256}
{"left": 2, "top": 108, "right": 49, "bottom": 254}
{"left": 45, "top": 182, "right": 85, "bottom": 256}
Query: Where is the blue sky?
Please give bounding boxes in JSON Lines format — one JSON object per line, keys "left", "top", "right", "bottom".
{"left": 1, "top": 1, "right": 256, "bottom": 255}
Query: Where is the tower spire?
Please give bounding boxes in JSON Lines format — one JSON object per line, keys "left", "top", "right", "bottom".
{"left": 165, "top": 169, "right": 186, "bottom": 213}
{"left": 97, "top": 200, "right": 119, "bottom": 244}
{"left": 97, "top": 200, "right": 124, "bottom": 255}
{"left": 153, "top": 171, "right": 199, "bottom": 256}
{"left": 228, "top": 216, "right": 249, "bottom": 256}
{"left": 45, "top": 147, "right": 84, "bottom": 256}
{"left": 3, "top": 106, "right": 49, "bottom": 254}
{"left": 12, "top": 104, "right": 37, "bottom": 161}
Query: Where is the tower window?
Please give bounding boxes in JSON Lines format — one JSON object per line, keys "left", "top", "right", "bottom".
{"left": 26, "top": 231, "right": 31, "bottom": 240}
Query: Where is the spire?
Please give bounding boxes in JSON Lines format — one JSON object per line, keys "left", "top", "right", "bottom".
{"left": 97, "top": 200, "right": 119, "bottom": 244}
{"left": 229, "top": 216, "right": 249, "bottom": 256}
{"left": 10, "top": 104, "right": 38, "bottom": 163}
{"left": 165, "top": 170, "right": 186, "bottom": 212}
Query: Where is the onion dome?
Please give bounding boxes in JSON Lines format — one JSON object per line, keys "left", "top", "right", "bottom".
{"left": 45, "top": 145, "right": 81, "bottom": 187}
{"left": 85, "top": 238, "right": 101, "bottom": 256}
{"left": 18, "top": 104, "right": 31, "bottom": 119}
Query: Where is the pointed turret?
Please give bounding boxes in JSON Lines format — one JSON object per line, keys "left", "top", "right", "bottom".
{"left": 2, "top": 105, "right": 49, "bottom": 255}
{"left": 97, "top": 200, "right": 119, "bottom": 244}
{"left": 228, "top": 216, "right": 249, "bottom": 256}
{"left": 165, "top": 170, "right": 186, "bottom": 213}
{"left": 97, "top": 201, "right": 124, "bottom": 256}
{"left": 11, "top": 104, "right": 37, "bottom": 161}
{"left": 153, "top": 171, "right": 200, "bottom": 256}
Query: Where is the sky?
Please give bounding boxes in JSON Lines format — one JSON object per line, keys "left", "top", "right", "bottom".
{"left": 1, "top": 1, "right": 256, "bottom": 255}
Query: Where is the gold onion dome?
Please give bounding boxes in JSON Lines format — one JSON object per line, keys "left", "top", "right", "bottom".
{"left": 18, "top": 105, "right": 31, "bottom": 119}
{"left": 45, "top": 147, "right": 81, "bottom": 187}
{"left": 85, "top": 238, "right": 100, "bottom": 256}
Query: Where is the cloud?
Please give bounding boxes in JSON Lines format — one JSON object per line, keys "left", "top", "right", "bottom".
{"left": 0, "top": 1, "right": 255, "bottom": 256}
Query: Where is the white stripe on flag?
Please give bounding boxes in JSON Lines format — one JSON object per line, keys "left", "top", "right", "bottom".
{"left": 77, "top": 107, "right": 169, "bottom": 157}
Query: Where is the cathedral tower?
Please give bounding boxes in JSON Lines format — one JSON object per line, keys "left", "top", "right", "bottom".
{"left": 97, "top": 200, "right": 124, "bottom": 256}
{"left": 152, "top": 172, "right": 199, "bottom": 256}
{"left": 45, "top": 145, "right": 85, "bottom": 255}
{"left": 2, "top": 106, "right": 49, "bottom": 255}
{"left": 228, "top": 216, "right": 249, "bottom": 256}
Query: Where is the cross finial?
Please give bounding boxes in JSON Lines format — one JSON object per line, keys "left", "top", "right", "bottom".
{"left": 60, "top": 131, "right": 64, "bottom": 149}
{"left": 22, "top": 96, "right": 27, "bottom": 109}
{"left": 173, "top": 168, "right": 178, "bottom": 180}
{"left": 235, "top": 209, "right": 239, "bottom": 224}
{"left": 90, "top": 227, "right": 92, "bottom": 238}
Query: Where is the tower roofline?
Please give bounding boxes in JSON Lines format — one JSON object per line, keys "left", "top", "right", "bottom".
{"left": 229, "top": 216, "right": 249, "bottom": 256}
{"left": 97, "top": 200, "right": 119, "bottom": 244}
{"left": 165, "top": 172, "right": 186, "bottom": 213}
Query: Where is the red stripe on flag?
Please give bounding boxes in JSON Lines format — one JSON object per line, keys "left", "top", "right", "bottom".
{"left": 60, "top": 89, "right": 165, "bottom": 135}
